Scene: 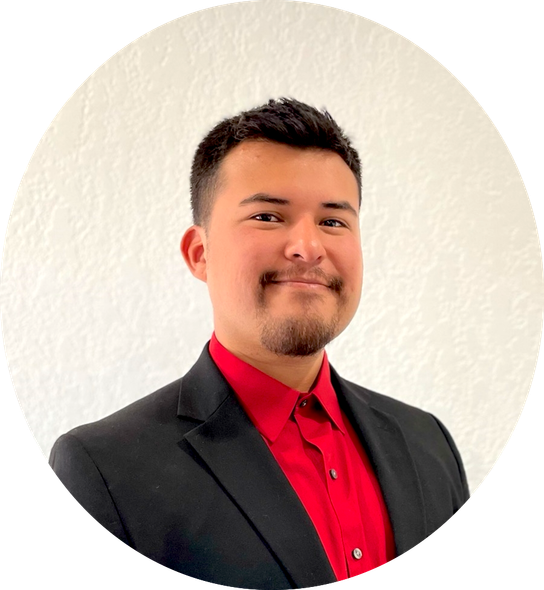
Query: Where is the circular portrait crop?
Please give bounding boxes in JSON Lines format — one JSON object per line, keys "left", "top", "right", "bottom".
{"left": 1, "top": 2, "right": 542, "bottom": 589}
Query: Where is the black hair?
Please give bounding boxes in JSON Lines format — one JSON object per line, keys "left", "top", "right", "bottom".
{"left": 190, "top": 97, "right": 361, "bottom": 226}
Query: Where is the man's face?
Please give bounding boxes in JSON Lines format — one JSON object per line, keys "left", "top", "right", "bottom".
{"left": 198, "top": 141, "right": 363, "bottom": 357}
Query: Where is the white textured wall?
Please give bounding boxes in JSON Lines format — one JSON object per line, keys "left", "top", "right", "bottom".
{"left": 1, "top": 1, "right": 542, "bottom": 494}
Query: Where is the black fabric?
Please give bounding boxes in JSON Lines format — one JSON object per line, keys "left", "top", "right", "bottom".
{"left": 49, "top": 344, "right": 469, "bottom": 588}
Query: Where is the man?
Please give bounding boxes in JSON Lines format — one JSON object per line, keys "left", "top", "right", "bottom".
{"left": 50, "top": 98, "right": 469, "bottom": 589}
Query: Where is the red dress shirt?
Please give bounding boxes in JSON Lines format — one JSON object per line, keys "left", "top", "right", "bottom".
{"left": 209, "top": 334, "right": 396, "bottom": 580}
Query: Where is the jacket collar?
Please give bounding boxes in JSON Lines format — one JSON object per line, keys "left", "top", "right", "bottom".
{"left": 176, "top": 344, "right": 231, "bottom": 421}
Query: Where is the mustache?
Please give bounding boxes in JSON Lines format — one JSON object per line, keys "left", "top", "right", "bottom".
{"left": 259, "top": 268, "right": 344, "bottom": 294}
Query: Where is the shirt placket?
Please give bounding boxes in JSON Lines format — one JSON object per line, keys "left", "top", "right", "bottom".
{"left": 294, "top": 394, "right": 368, "bottom": 578}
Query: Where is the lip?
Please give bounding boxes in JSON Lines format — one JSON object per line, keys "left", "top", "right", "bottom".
{"left": 270, "top": 279, "right": 330, "bottom": 289}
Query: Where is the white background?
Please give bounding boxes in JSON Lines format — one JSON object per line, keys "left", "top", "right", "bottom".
{"left": 4, "top": 0, "right": 540, "bottom": 491}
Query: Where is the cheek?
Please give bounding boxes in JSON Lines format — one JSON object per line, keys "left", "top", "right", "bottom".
{"left": 335, "top": 243, "right": 363, "bottom": 286}
{"left": 352, "top": 253, "right": 364, "bottom": 285}
{"left": 209, "top": 246, "right": 264, "bottom": 299}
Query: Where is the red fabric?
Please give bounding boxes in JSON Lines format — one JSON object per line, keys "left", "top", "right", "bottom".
{"left": 209, "top": 334, "right": 396, "bottom": 580}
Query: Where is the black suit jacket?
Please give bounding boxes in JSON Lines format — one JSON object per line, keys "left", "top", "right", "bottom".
{"left": 50, "top": 344, "right": 469, "bottom": 588}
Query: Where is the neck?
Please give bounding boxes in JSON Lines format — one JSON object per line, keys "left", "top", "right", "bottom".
{"left": 214, "top": 332, "right": 324, "bottom": 393}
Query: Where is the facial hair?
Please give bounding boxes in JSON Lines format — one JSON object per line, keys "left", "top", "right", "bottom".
{"left": 257, "top": 268, "right": 345, "bottom": 357}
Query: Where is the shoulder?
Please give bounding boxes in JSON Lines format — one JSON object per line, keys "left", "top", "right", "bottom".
{"left": 53, "top": 377, "right": 186, "bottom": 454}
{"left": 366, "top": 382, "right": 457, "bottom": 450}
{"left": 341, "top": 375, "right": 457, "bottom": 449}
{"left": 349, "top": 380, "right": 424, "bottom": 414}
{"left": 335, "top": 373, "right": 470, "bottom": 499}
{"left": 335, "top": 372, "right": 439, "bottom": 429}
{"left": 363, "top": 383, "right": 442, "bottom": 429}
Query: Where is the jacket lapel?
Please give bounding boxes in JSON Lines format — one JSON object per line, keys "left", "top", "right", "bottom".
{"left": 331, "top": 368, "right": 427, "bottom": 555}
{"left": 178, "top": 346, "right": 336, "bottom": 589}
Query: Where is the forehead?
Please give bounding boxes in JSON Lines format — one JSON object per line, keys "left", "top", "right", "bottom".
{"left": 213, "top": 141, "right": 359, "bottom": 206}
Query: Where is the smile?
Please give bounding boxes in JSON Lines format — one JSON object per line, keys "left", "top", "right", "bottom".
{"left": 270, "top": 280, "right": 330, "bottom": 289}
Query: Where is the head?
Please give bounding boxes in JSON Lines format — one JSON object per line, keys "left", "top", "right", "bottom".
{"left": 182, "top": 98, "right": 363, "bottom": 358}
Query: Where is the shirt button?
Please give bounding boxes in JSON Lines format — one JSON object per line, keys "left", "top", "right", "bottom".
{"left": 329, "top": 469, "right": 338, "bottom": 480}
{"left": 352, "top": 548, "right": 363, "bottom": 560}
{"left": 300, "top": 400, "right": 308, "bottom": 407}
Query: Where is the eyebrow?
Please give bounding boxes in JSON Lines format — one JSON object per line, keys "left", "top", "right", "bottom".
{"left": 239, "top": 193, "right": 358, "bottom": 216}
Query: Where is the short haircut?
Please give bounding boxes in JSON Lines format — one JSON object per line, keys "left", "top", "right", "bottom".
{"left": 190, "top": 97, "right": 362, "bottom": 227}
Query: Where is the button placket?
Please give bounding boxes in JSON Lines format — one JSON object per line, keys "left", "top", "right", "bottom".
{"left": 324, "top": 443, "right": 366, "bottom": 576}
{"left": 294, "top": 394, "right": 367, "bottom": 577}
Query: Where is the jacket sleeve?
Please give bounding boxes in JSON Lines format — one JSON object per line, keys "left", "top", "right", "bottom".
{"left": 432, "top": 415, "right": 470, "bottom": 503}
{"left": 49, "top": 433, "right": 131, "bottom": 545}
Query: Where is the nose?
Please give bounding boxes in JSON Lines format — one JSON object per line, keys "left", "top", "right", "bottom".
{"left": 284, "top": 217, "right": 326, "bottom": 265}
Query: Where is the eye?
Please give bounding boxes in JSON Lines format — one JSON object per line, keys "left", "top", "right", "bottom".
{"left": 321, "top": 218, "right": 347, "bottom": 228}
{"left": 251, "top": 213, "right": 282, "bottom": 223}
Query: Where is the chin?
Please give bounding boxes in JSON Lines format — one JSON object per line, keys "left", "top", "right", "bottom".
{"left": 259, "top": 314, "right": 340, "bottom": 357}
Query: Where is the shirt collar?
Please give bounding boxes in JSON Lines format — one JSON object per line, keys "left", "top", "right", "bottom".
{"left": 209, "top": 333, "right": 346, "bottom": 443}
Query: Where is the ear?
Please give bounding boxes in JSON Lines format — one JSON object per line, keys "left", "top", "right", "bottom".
{"left": 181, "top": 225, "right": 208, "bottom": 282}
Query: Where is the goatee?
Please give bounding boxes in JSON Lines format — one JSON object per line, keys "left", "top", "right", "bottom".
{"left": 259, "top": 315, "right": 339, "bottom": 357}
{"left": 257, "top": 267, "right": 346, "bottom": 357}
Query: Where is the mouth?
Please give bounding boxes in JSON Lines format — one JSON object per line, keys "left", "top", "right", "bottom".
{"left": 260, "top": 270, "right": 344, "bottom": 294}
{"left": 269, "top": 279, "right": 330, "bottom": 289}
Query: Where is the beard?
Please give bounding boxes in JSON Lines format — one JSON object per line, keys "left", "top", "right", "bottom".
{"left": 259, "top": 313, "right": 340, "bottom": 357}
{"left": 257, "top": 268, "right": 345, "bottom": 357}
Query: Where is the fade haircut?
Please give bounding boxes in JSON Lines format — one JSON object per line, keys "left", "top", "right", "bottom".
{"left": 190, "top": 98, "right": 362, "bottom": 227}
